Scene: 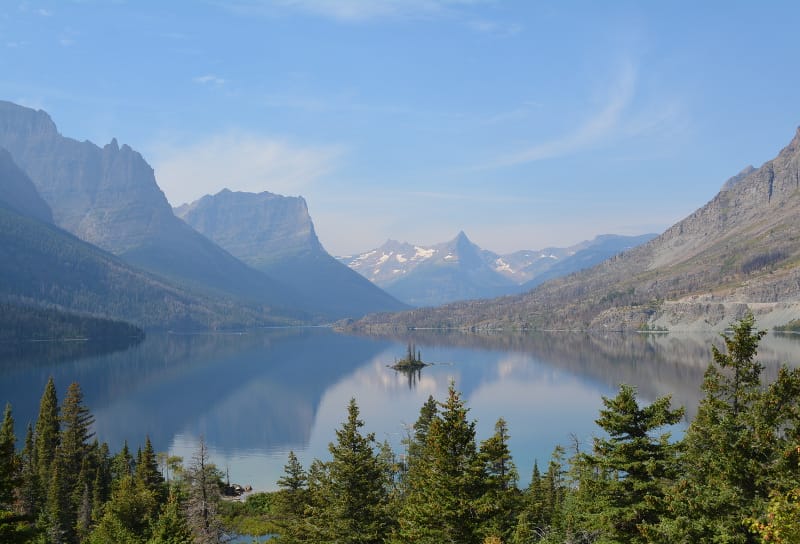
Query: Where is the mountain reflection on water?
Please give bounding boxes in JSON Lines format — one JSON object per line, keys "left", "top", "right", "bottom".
{"left": 2, "top": 327, "right": 799, "bottom": 491}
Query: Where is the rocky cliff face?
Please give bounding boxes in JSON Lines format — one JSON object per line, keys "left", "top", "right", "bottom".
{"left": 0, "top": 101, "right": 304, "bottom": 313}
{"left": 0, "top": 102, "right": 173, "bottom": 253}
{"left": 350, "top": 127, "right": 800, "bottom": 332}
{"left": 175, "top": 189, "right": 322, "bottom": 266}
{"left": 176, "top": 190, "right": 407, "bottom": 319}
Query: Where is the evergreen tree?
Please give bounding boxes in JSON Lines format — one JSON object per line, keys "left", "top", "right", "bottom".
{"left": 147, "top": 491, "right": 192, "bottom": 544}
{"left": 654, "top": 313, "right": 800, "bottom": 543}
{"left": 274, "top": 451, "right": 310, "bottom": 543}
{"left": 396, "top": 383, "right": 483, "bottom": 544}
{"left": 111, "top": 441, "right": 134, "bottom": 484}
{"left": 34, "top": 377, "right": 60, "bottom": 509}
{"left": 44, "top": 456, "right": 69, "bottom": 544}
{"left": 579, "top": 384, "right": 683, "bottom": 543}
{"left": 18, "top": 423, "right": 38, "bottom": 518}
{"left": 135, "top": 436, "right": 165, "bottom": 504}
{"left": 59, "top": 382, "right": 95, "bottom": 543}
{"left": 87, "top": 475, "right": 157, "bottom": 544}
{"left": 316, "top": 398, "right": 391, "bottom": 544}
{"left": 0, "top": 403, "right": 17, "bottom": 510}
{"left": 478, "top": 418, "right": 521, "bottom": 542}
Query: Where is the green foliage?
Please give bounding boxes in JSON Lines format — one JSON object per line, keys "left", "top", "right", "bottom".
{"left": 0, "top": 403, "right": 17, "bottom": 510}
{"left": 396, "top": 383, "right": 484, "bottom": 544}
{"left": 653, "top": 313, "right": 800, "bottom": 543}
{"left": 148, "top": 491, "right": 193, "bottom": 544}
{"left": 34, "top": 377, "right": 59, "bottom": 511}
{"left": 219, "top": 493, "right": 278, "bottom": 540}
{"left": 315, "top": 398, "right": 392, "bottom": 544}
{"left": 477, "top": 418, "right": 522, "bottom": 542}
{"left": 579, "top": 385, "right": 683, "bottom": 543}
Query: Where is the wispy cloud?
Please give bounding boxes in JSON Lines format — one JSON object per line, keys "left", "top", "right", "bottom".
{"left": 193, "top": 74, "right": 226, "bottom": 86}
{"left": 214, "top": 0, "right": 491, "bottom": 22}
{"left": 467, "top": 19, "right": 522, "bottom": 37}
{"left": 151, "top": 131, "right": 344, "bottom": 206}
{"left": 493, "top": 62, "right": 637, "bottom": 167}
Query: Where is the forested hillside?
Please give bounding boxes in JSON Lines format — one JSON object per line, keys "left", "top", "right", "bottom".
{"left": 0, "top": 206, "right": 293, "bottom": 330}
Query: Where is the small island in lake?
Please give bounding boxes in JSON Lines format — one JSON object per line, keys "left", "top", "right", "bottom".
{"left": 391, "top": 341, "right": 429, "bottom": 371}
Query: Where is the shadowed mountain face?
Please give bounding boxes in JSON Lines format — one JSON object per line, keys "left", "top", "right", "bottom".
{"left": 351, "top": 127, "right": 800, "bottom": 332}
{"left": 0, "top": 147, "right": 53, "bottom": 224}
{"left": 175, "top": 189, "right": 407, "bottom": 319}
{"left": 0, "top": 101, "right": 306, "bottom": 315}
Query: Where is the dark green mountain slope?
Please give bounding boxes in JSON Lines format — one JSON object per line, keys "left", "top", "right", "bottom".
{"left": 176, "top": 189, "right": 407, "bottom": 319}
{"left": 0, "top": 205, "right": 293, "bottom": 330}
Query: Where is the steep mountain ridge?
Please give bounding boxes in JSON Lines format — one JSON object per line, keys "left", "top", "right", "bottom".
{"left": 341, "top": 232, "right": 518, "bottom": 306}
{"left": 0, "top": 100, "right": 306, "bottom": 315}
{"left": 349, "top": 127, "right": 800, "bottom": 332}
{"left": 341, "top": 232, "right": 655, "bottom": 306}
{"left": 176, "top": 189, "right": 407, "bottom": 318}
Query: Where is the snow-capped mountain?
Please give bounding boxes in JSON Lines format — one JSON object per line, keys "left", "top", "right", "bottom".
{"left": 339, "top": 232, "right": 657, "bottom": 307}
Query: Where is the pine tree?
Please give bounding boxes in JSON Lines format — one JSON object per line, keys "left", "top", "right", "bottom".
{"left": 580, "top": 384, "right": 683, "bottom": 543}
{"left": 147, "top": 491, "right": 192, "bottom": 544}
{"left": 316, "top": 398, "right": 391, "bottom": 544}
{"left": 275, "top": 451, "right": 310, "bottom": 543}
{"left": 135, "top": 436, "right": 165, "bottom": 504}
{"left": 59, "top": 381, "right": 95, "bottom": 542}
{"left": 34, "top": 377, "right": 60, "bottom": 509}
{"left": 654, "top": 313, "right": 800, "bottom": 543}
{"left": 44, "top": 456, "right": 69, "bottom": 544}
{"left": 0, "top": 403, "right": 17, "bottom": 510}
{"left": 396, "top": 383, "right": 483, "bottom": 544}
{"left": 88, "top": 474, "right": 157, "bottom": 544}
{"left": 18, "top": 423, "right": 38, "bottom": 518}
{"left": 478, "top": 418, "right": 521, "bottom": 542}
{"left": 111, "top": 441, "right": 134, "bottom": 484}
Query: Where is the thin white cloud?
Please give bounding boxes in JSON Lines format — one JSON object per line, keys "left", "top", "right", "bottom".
{"left": 36, "top": 8, "right": 52, "bottom": 16}
{"left": 215, "top": 0, "right": 490, "bottom": 22}
{"left": 193, "top": 74, "right": 226, "bottom": 86}
{"left": 495, "top": 62, "right": 637, "bottom": 167}
{"left": 59, "top": 38, "right": 75, "bottom": 47}
{"left": 467, "top": 19, "right": 522, "bottom": 37}
{"left": 152, "top": 132, "right": 344, "bottom": 206}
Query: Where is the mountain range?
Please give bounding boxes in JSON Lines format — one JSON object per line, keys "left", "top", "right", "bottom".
{"left": 0, "top": 100, "right": 405, "bottom": 328}
{"left": 347, "top": 127, "right": 800, "bottom": 332}
{"left": 175, "top": 189, "right": 407, "bottom": 318}
{"left": 339, "top": 231, "right": 655, "bottom": 306}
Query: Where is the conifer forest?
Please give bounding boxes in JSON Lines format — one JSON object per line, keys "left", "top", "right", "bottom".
{"left": 2, "top": 315, "right": 799, "bottom": 543}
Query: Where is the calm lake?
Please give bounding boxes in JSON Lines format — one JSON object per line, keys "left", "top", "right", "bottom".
{"left": 2, "top": 327, "right": 800, "bottom": 491}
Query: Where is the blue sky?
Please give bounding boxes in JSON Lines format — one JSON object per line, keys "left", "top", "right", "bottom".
{"left": 2, "top": 1, "right": 799, "bottom": 255}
